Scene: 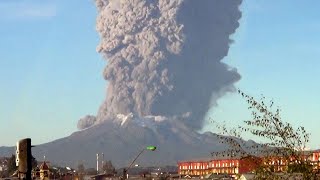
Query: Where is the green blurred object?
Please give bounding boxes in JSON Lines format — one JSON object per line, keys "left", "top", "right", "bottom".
{"left": 125, "top": 146, "right": 157, "bottom": 179}
{"left": 146, "top": 146, "right": 156, "bottom": 151}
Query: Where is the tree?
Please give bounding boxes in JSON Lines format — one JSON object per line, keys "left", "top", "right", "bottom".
{"left": 2, "top": 154, "right": 37, "bottom": 178}
{"left": 78, "top": 163, "right": 85, "bottom": 173}
{"left": 211, "top": 89, "right": 316, "bottom": 179}
{"left": 85, "top": 168, "right": 97, "bottom": 175}
{"left": 6, "top": 154, "right": 17, "bottom": 176}
{"left": 31, "top": 155, "right": 37, "bottom": 169}
{"left": 77, "top": 163, "right": 85, "bottom": 180}
{"left": 102, "top": 160, "right": 116, "bottom": 175}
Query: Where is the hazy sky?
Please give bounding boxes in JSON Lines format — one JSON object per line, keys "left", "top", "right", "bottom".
{"left": 0, "top": 0, "right": 319, "bottom": 149}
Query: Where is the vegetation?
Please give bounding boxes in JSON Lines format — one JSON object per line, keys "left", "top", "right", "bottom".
{"left": 77, "top": 163, "right": 85, "bottom": 180}
{"left": 0, "top": 154, "right": 37, "bottom": 178}
{"left": 211, "top": 89, "right": 317, "bottom": 179}
{"left": 31, "top": 155, "right": 37, "bottom": 169}
{"left": 102, "top": 160, "right": 116, "bottom": 175}
{"left": 85, "top": 167, "right": 98, "bottom": 175}
{"left": 6, "top": 154, "right": 17, "bottom": 176}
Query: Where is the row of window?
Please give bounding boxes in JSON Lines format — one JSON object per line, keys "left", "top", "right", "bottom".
{"left": 209, "top": 161, "right": 239, "bottom": 168}
{"left": 180, "top": 165, "right": 208, "bottom": 170}
{"left": 179, "top": 161, "right": 240, "bottom": 170}
{"left": 180, "top": 167, "right": 240, "bottom": 175}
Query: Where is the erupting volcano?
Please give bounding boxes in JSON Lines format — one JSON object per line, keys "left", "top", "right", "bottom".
{"left": 0, "top": 0, "right": 243, "bottom": 168}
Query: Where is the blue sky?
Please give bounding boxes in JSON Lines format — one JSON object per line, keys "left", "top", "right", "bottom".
{"left": 0, "top": 0, "right": 319, "bottom": 149}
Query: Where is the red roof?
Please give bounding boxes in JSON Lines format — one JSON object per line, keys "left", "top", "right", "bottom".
{"left": 40, "top": 161, "right": 49, "bottom": 170}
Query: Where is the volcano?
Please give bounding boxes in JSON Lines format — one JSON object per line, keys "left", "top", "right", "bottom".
{"left": 0, "top": 116, "right": 229, "bottom": 168}
{"left": 1, "top": 0, "right": 243, "bottom": 168}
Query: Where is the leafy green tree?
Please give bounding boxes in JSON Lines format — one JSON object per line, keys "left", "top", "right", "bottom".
{"left": 211, "top": 89, "right": 316, "bottom": 179}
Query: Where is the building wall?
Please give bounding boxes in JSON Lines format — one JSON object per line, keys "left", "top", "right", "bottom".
{"left": 178, "top": 150, "right": 320, "bottom": 176}
{"left": 178, "top": 157, "right": 257, "bottom": 176}
{"left": 178, "top": 161, "right": 209, "bottom": 175}
{"left": 312, "top": 151, "right": 320, "bottom": 161}
{"left": 239, "top": 156, "right": 262, "bottom": 174}
{"left": 208, "top": 159, "right": 239, "bottom": 174}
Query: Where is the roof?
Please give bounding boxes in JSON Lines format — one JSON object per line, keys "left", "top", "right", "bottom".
{"left": 204, "top": 173, "right": 233, "bottom": 179}
{"left": 90, "top": 173, "right": 115, "bottom": 179}
{"left": 40, "top": 161, "right": 49, "bottom": 170}
{"left": 240, "top": 173, "right": 255, "bottom": 180}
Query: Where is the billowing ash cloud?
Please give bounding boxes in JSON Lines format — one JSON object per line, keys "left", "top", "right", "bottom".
{"left": 90, "top": 0, "right": 242, "bottom": 130}
{"left": 77, "top": 115, "right": 96, "bottom": 130}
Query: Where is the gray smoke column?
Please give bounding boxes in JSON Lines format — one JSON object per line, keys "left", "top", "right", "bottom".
{"left": 90, "top": 0, "right": 242, "bottom": 130}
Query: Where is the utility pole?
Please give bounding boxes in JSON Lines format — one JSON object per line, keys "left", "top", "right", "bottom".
{"left": 16, "top": 138, "right": 33, "bottom": 180}
{"left": 101, "top": 153, "right": 104, "bottom": 173}
{"left": 96, "top": 153, "right": 99, "bottom": 174}
{"left": 124, "top": 146, "right": 157, "bottom": 179}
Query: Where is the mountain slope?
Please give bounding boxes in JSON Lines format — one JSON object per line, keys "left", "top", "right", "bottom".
{"left": 0, "top": 119, "right": 228, "bottom": 168}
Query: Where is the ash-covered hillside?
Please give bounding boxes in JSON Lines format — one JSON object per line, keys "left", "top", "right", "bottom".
{"left": 0, "top": 116, "right": 229, "bottom": 168}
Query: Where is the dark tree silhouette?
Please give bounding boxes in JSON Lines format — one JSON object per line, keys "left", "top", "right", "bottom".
{"left": 85, "top": 168, "right": 97, "bottom": 175}
{"left": 102, "top": 160, "right": 116, "bottom": 175}
{"left": 6, "top": 154, "right": 17, "bottom": 177}
{"left": 31, "top": 155, "right": 37, "bottom": 169}
{"left": 77, "top": 163, "right": 85, "bottom": 180}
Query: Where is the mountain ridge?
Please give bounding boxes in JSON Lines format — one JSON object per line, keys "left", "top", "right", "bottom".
{"left": 0, "top": 118, "right": 230, "bottom": 168}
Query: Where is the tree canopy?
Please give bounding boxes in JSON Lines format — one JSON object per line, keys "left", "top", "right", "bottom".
{"left": 211, "top": 89, "right": 317, "bottom": 179}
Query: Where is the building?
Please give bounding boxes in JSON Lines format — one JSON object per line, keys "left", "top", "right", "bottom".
{"left": 90, "top": 173, "right": 117, "bottom": 180}
{"left": 262, "top": 150, "right": 320, "bottom": 173}
{"left": 39, "top": 161, "right": 50, "bottom": 180}
{"left": 239, "top": 173, "right": 255, "bottom": 180}
{"left": 178, "top": 150, "right": 320, "bottom": 177}
{"left": 178, "top": 155, "right": 261, "bottom": 176}
{"left": 0, "top": 157, "right": 8, "bottom": 173}
{"left": 32, "top": 161, "right": 50, "bottom": 180}
{"left": 311, "top": 149, "right": 320, "bottom": 172}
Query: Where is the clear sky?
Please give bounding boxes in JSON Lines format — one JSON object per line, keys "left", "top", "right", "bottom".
{"left": 0, "top": 0, "right": 319, "bottom": 149}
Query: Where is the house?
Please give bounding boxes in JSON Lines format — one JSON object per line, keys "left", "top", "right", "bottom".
{"left": 0, "top": 157, "right": 8, "bottom": 173}
{"left": 90, "top": 173, "right": 117, "bottom": 180}
{"left": 39, "top": 161, "right": 50, "bottom": 180}
{"left": 32, "top": 161, "right": 50, "bottom": 180}
{"left": 204, "top": 173, "right": 234, "bottom": 180}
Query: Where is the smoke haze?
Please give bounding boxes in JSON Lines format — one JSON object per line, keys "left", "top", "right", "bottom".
{"left": 78, "top": 0, "right": 242, "bottom": 130}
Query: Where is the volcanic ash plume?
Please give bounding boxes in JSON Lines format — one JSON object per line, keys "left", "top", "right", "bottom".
{"left": 83, "top": 0, "right": 242, "bottom": 130}
{"left": 77, "top": 115, "right": 97, "bottom": 130}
